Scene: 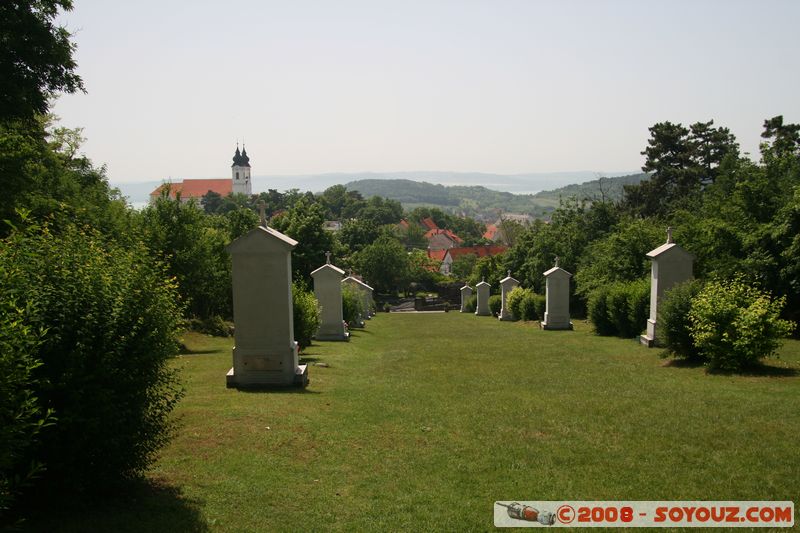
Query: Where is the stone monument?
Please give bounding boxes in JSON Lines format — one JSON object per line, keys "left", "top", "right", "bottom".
{"left": 226, "top": 202, "right": 308, "bottom": 387}
{"left": 460, "top": 284, "right": 473, "bottom": 313}
{"left": 499, "top": 271, "right": 519, "bottom": 321}
{"left": 541, "top": 257, "right": 573, "bottom": 330}
{"left": 342, "top": 275, "right": 373, "bottom": 325}
{"left": 311, "top": 252, "right": 348, "bottom": 341}
{"left": 640, "top": 227, "right": 694, "bottom": 347}
{"left": 475, "top": 279, "right": 491, "bottom": 316}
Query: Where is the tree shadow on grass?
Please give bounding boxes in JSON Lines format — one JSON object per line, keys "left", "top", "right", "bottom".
{"left": 235, "top": 386, "right": 321, "bottom": 395}
{"left": 18, "top": 477, "right": 209, "bottom": 533}
{"left": 662, "top": 357, "right": 799, "bottom": 377}
{"left": 179, "top": 347, "right": 219, "bottom": 355}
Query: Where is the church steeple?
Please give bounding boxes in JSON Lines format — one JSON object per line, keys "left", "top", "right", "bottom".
{"left": 232, "top": 144, "right": 243, "bottom": 167}
{"left": 231, "top": 142, "right": 252, "bottom": 195}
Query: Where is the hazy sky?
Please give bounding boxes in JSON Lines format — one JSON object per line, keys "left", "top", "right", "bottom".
{"left": 53, "top": 0, "right": 800, "bottom": 184}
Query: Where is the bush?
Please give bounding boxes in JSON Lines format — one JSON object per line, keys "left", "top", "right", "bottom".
{"left": 342, "top": 286, "right": 365, "bottom": 326}
{"left": 588, "top": 279, "right": 649, "bottom": 337}
{"left": 519, "top": 292, "right": 543, "bottom": 321}
{"left": 533, "top": 293, "right": 547, "bottom": 320}
{"left": 506, "top": 287, "right": 530, "bottom": 321}
{"left": 186, "top": 315, "right": 231, "bottom": 337}
{"left": 689, "top": 278, "right": 795, "bottom": 371}
{"left": 0, "top": 275, "right": 50, "bottom": 516}
{"left": 488, "top": 294, "right": 502, "bottom": 315}
{"left": 293, "top": 283, "right": 321, "bottom": 350}
{"left": 660, "top": 279, "right": 703, "bottom": 359}
{"left": 464, "top": 295, "right": 477, "bottom": 313}
{"left": 0, "top": 221, "right": 184, "bottom": 494}
{"left": 588, "top": 285, "right": 614, "bottom": 335}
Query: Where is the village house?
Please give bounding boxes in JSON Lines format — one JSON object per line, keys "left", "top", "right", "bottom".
{"left": 438, "top": 245, "right": 508, "bottom": 275}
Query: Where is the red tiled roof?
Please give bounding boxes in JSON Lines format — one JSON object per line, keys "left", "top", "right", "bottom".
{"left": 445, "top": 245, "right": 508, "bottom": 260}
{"left": 421, "top": 217, "right": 439, "bottom": 231}
{"left": 150, "top": 179, "right": 232, "bottom": 199}
{"left": 398, "top": 219, "right": 410, "bottom": 229}
{"left": 427, "top": 249, "right": 448, "bottom": 261}
{"left": 423, "top": 228, "right": 463, "bottom": 243}
{"left": 483, "top": 224, "right": 499, "bottom": 240}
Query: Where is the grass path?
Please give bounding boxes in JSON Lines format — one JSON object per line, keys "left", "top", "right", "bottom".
{"left": 30, "top": 313, "right": 800, "bottom": 531}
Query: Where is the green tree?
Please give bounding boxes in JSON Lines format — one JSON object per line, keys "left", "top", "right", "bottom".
{"left": 451, "top": 253, "right": 477, "bottom": 280}
{"left": 0, "top": 1, "right": 84, "bottom": 122}
{"left": 270, "top": 196, "right": 335, "bottom": 282}
{"left": 761, "top": 115, "right": 800, "bottom": 157}
{"left": 338, "top": 218, "right": 381, "bottom": 254}
{"left": 352, "top": 235, "right": 408, "bottom": 294}
{"left": 318, "top": 184, "right": 364, "bottom": 219}
{"left": 624, "top": 120, "right": 738, "bottom": 216}
{"left": 138, "top": 195, "right": 231, "bottom": 319}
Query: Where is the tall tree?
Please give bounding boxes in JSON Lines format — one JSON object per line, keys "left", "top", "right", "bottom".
{"left": 761, "top": 115, "right": 800, "bottom": 157}
{"left": 624, "top": 120, "right": 739, "bottom": 216}
{"left": 0, "top": 0, "right": 84, "bottom": 121}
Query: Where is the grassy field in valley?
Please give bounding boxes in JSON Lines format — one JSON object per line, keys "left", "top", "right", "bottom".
{"left": 27, "top": 313, "right": 800, "bottom": 531}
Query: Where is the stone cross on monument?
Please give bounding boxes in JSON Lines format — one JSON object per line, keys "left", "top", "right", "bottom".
{"left": 325, "top": 251, "right": 332, "bottom": 264}
{"left": 666, "top": 226, "right": 674, "bottom": 243}
{"left": 554, "top": 256, "right": 560, "bottom": 267}
{"left": 258, "top": 200, "right": 267, "bottom": 227}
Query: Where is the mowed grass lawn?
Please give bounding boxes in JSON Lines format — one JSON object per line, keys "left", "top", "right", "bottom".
{"left": 30, "top": 313, "right": 800, "bottom": 532}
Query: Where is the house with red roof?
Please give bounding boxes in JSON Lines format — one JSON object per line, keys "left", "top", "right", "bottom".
{"left": 149, "top": 145, "right": 253, "bottom": 204}
{"left": 420, "top": 217, "right": 439, "bottom": 231}
{"left": 483, "top": 223, "right": 500, "bottom": 241}
{"left": 426, "top": 248, "right": 448, "bottom": 262}
{"left": 440, "top": 245, "right": 508, "bottom": 275}
{"left": 424, "top": 228, "right": 463, "bottom": 250}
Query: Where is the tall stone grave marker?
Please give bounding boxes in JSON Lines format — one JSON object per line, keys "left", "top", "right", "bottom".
{"left": 499, "top": 271, "right": 519, "bottom": 321}
{"left": 226, "top": 206, "right": 308, "bottom": 388}
{"left": 342, "top": 275, "right": 372, "bottom": 325}
{"left": 311, "top": 252, "right": 348, "bottom": 341}
{"left": 541, "top": 258, "right": 573, "bottom": 330}
{"left": 475, "top": 279, "right": 491, "bottom": 316}
{"left": 640, "top": 228, "right": 694, "bottom": 347}
{"left": 460, "top": 284, "right": 473, "bottom": 313}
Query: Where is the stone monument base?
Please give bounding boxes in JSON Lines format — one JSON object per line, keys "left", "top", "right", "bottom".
{"left": 540, "top": 320, "right": 573, "bottom": 330}
{"left": 226, "top": 342, "right": 309, "bottom": 388}
{"left": 498, "top": 312, "right": 514, "bottom": 321}
{"left": 640, "top": 318, "right": 658, "bottom": 347}
{"left": 314, "top": 331, "right": 350, "bottom": 342}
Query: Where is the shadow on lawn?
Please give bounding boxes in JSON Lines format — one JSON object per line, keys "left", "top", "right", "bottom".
{"left": 18, "top": 478, "right": 209, "bottom": 533}
{"left": 662, "top": 357, "right": 799, "bottom": 377}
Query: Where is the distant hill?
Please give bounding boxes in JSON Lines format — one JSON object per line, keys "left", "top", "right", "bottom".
{"left": 112, "top": 171, "right": 648, "bottom": 215}
{"left": 533, "top": 172, "right": 649, "bottom": 203}
{"left": 345, "top": 173, "right": 649, "bottom": 219}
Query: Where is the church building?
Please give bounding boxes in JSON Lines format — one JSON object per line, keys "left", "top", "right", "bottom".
{"left": 149, "top": 144, "right": 252, "bottom": 204}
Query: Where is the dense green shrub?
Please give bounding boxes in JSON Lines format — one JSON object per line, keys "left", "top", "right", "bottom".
{"left": 0, "top": 267, "right": 50, "bottom": 516}
{"left": 0, "top": 221, "right": 184, "bottom": 493}
{"left": 464, "top": 295, "right": 477, "bottom": 313}
{"left": 489, "top": 295, "right": 503, "bottom": 315}
{"left": 588, "top": 285, "right": 614, "bottom": 335}
{"left": 660, "top": 279, "right": 704, "bottom": 358}
{"left": 533, "top": 293, "right": 547, "bottom": 320}
{"left": 342, "top": 286, "right": 365, "bottom": 326}
{"left": 293, "top": 283, "right": 321, "bottom": 349}
{"left": 519, "top": 291, "right": 542, "bottom": 321}
{"left": 588, "top": 279, "right": 649, "bottom": 337}
{"left": 506, "top": 287, "right": 530, "bottom": 321}
{"left": 186, "top": 315, "right": 231, "bottom": 337}
{"left": 689, "top": 278, "right": 795, "bottom": 371}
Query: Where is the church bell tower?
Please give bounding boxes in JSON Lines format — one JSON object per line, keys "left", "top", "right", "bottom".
{"left": 231, "top": 144, "right": 252, "bottom": 195}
